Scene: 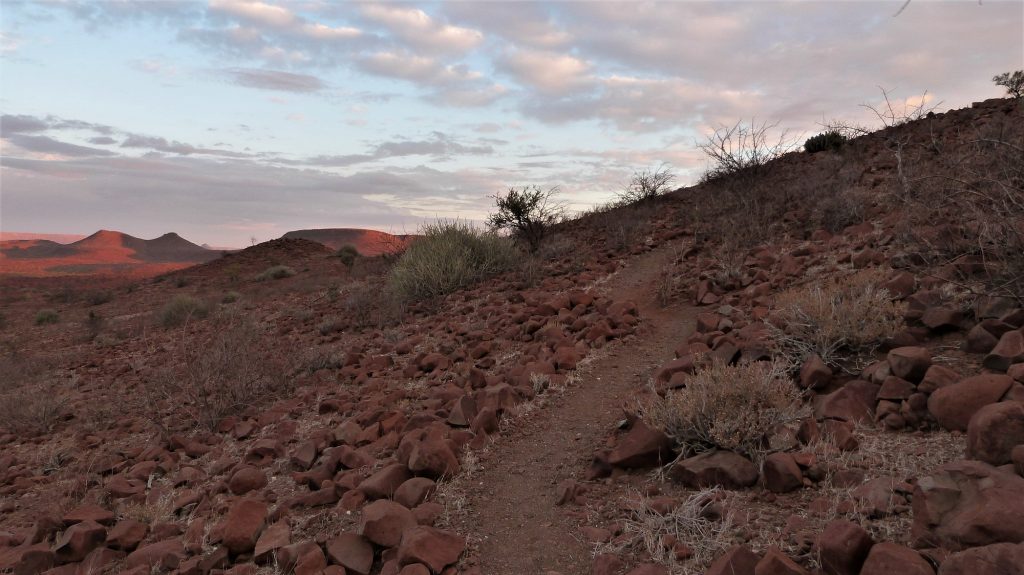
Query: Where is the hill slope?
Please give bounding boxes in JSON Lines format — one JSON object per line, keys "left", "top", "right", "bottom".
{"left": 281, "top": 228, "right": 415, "bottom": 255}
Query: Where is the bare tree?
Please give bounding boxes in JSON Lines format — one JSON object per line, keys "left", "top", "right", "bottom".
{"left": 617, "top": 165, "right": 676, "bottom": 205}
{"left": 698, "top": 119, "right": 799, "bottom": 182}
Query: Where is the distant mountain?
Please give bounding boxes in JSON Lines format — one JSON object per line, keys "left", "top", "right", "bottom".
{"left": 0, "top": 232, "right": 87, "bottom": 243}
{"left": 281, "top": 228, "right": 415, "bottom": 256}
{"left": 0, "top": 229, "right": 219, "bottom": 277}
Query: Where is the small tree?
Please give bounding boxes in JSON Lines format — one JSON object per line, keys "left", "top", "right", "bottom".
{"left": 698, "top": 119, "right": 799, "bottom": 182}
{"left": 994, "top": 70, "right": 1024, "bottom": 98}
{"left": 336, "top": 244, "right": 359, "bottom": 267}
{"left": 487, "top": 185, "right": 563, "bottom": 252}
{"left": 618, "top": 165, "right": 676, "bottom": 205}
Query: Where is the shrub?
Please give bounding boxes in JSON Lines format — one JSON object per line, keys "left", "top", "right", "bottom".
{"left": 698, "top": 119, "right": 798, "bottom": 182}
{"left": 35, "top": 309, "right": 59, "bottom": 325}
{"left": 0, "top": 378, "right": 69, "bottom": 436}
{"left": 993, "top": 70, "right": 1024, "bottom": 98}
{"left": 390, "top": 220, "right": 519, "bottom": 301}
{"left": 255, "top": 265, "right": 296, "bottom": 281}
{"left": 804, "top": 130, "right": 848, "bottom": 154}
{"left": 487, "top": 186, "right": 564, "bottom": 252}
{"left": 160, "top": 295, "right": 210, "bottom": 328}
{"left": 335, "top": 244, "right": 359, "bottom": 267}
{"left": 617, "top": 165, "right": 676, "bottom": 205}
{"left": 818, "top": 191, "right": 866, "bottom": 233}
{"left": 145, "top": 314, "right": 293, "bottom": 430}
{"left": 86, "top": 290, "right": 113, "bottom": 306}
{"left": 221, "top": 291, "right": 240, "bottom": 304}
{"left": 644, "top": 360, "right": 806, "bottom": 462}
{"left": 768, "top": 270, "right": 905, "bottom": 371}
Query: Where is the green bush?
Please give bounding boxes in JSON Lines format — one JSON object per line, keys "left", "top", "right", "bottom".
{"left": 221, "top": 291, "right": 241, "bottom": 304}
{"left": 336, "top": 244, "right": 359, "bottom": 267}
{"left": 804, "top": 130, "right": 848, "bottom": 154}
{"left": 160, "top": 295, "right": 210, "bottom": 327}
{"left": 390, "top": 220, "right": 519, "bottom": 301}
{"left": 255, "top": 265, "right": 296, "bottom": 281}
{"left": 487, "top": 186, "right": 563, "bottom": 252}
{"left": 35, "top": 309, "right": 59, "bottom": 325}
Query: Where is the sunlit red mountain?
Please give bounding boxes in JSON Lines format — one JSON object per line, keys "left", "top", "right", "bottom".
{"left": 0, "top": 230, "right": 220, "bottom": 277}
{"left": 281, "top": 228, "right": 415, "bottom": 256}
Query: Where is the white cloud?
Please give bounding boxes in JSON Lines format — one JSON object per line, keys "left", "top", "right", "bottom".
{"left": 360, "top": 3, "right": 482, "bottom": 55}
{"left": 498, "top": 49, "right": 593, "bottom": 95}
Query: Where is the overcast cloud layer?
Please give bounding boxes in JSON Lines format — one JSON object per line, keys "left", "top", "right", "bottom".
{"left": 1, "top": 1, "right": 1021, "bottom": 246}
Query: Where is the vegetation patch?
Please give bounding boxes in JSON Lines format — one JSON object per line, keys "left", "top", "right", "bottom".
{"left": 35, "top": 309, "right": 59, "bottom": 325}
{"left": 159, "top": 294, "right": 211, "bottom": 328}
{"left": 255, "top": 265, "right": 296, "bottom": 281}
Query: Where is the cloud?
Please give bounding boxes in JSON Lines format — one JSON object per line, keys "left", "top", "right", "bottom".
{"left": 303, "top": 132, "right": 494, "bottom": 167}
{"left": 497, "top": 49, "right": 593, "bottom": 95}
{"left": 120, "top": 134, "right": 252, "bottom": 157}
{"left": 88, "top": 136, "right": 118, "bottom": 145}
{"left": 443, "top": 2, "right": 570, "bottom": 49}
{"left": 4, "top": 134, "right": 117, "bottom": 157}
{"left": 226, "top": 67, "right": 325, "bottom": 92}
{"left": 357, "top": 50, "right": 506, "bottom": 107}
{"left": 1, "top": 114, "right": 49, "bottom": 134}
{"left": 360, "top": 4, "right": 482, "bottom": 55}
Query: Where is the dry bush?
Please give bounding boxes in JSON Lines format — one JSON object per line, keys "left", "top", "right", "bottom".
{"left": 159, "top": 294, "right": 211, "bottom": 328}
{"left": 617, "top": 165, "right": 676, "bottom": 205}
{"left": 145, "top": 313, "right": 294, "bottom": 430}
{"left": 390, "top": 220, "right": 519, "bottom": 301}
{"left": 0, "top": 352, "right": 71, "bottom": 435}
{"left": 255, "top": 265, "right": 296, "bottom": 281}
{"left": 35, "top": 309, "right": 59, "bottom": 325}
{"left": 817, "top": 190, "right": 867, "bottom": 233}
{"left": 698, "top": 119, "right": 799, "bottom": 183}
{"left": 599, "top": 489, "right": 735, "bottom": 574}
{"left": 643, "top": 360, "right": 806, "bottom": 462}
{"left": 768, "top": 271, "right": 905, "bottom": 372}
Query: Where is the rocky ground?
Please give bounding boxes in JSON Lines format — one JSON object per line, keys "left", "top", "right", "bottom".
{"left": 1, "top": 97, "right": 1022, "bottom": 575}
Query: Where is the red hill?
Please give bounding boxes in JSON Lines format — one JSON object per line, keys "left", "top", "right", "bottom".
{"left": 281, "top": 228, "right": 415, "bottom": 256}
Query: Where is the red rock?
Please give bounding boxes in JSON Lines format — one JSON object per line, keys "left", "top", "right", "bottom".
{"left": 754, "top": 547, "right": 807, "bottom": 575}
{"left": 860, "top": 542, "right": 933, "bottom": 575}
{"left": 922, "top": 307, "right": 965, "bottom": 331}
{"left": 7, "top": 545, "right": 55, "bottom": 575}
{"left": 446, "top": 396, "right": 477, "bottom": 427}
{"left": 877, "top": 377, "right": 915, "bottom": 401}
{"left": 78, "top": 546, "right": 126, "bottom": 575}
{"left": 887, "top": 347, "right": 932, "bottom": 383}
{"left": 397, "top": 526, "right": 465, "bottom": 573}
{"left": 813, "top": 380, "right": 879, "bottom": 423}
{"left": 799, "top": 355, "right": 831, "bottom": 389}
{"left": 125, "top": 538, "right": 186, "bottom": 570}
{"left": 359, "top": 500, "right": 416, "bottom": 548}
{"left": 408, "top": 437, "right": 460, "bottom": 479}
{"left": 398, "top": 564, "right": 430, "bottom": 575}
{"left": 625, "top": 564, "right": 669, "bottom": 575}
{"left": 278, "top": 541, "right": 326, "bottom": 575}
{"left": 927, "top": 374, "right": 1013, "bottom": 431}
{"left": 591, "top": 553, "right": 624, "bottom": 575}
{"left": 361, "top": 463, "right": 413, "bottom": 500}
{"left": 253, "top": 521, "right": 290, "bottom": 562}
{"left": 670, "top": 450, "right": 758, "bottom": 489}
{"left": 1014, "top": 445, "right": 1024, "bottom": 476}
{"left": 411, "top": 502, "right": 443, "bottom": 526}
{"left": 984, "top": 330, "right": 1024, "bottom": 372}
{"left": 763, "top": 453, "right": 803, "bottom": 493}
{"left": 54, "top": 520, "right": 106, "bottom": 563}
{"left": 967, "top": 401, "right": 1024, "bottom": 465}
{"left": 104, "top": 475, "right": 145, "bottom": 498}
{"left": 62, "top": 505, "right": 115, "bottom": 527}
{"left": 394, "top": 477, "right": 437, "bottom": 509}
{"left": 966, "top": 324, "right": 1000, "bottom": 353}
{"left": 654, "top": 356, "right": 695, "bottom": 385}
{"left": 937, "top": 542, "right": 1024, "bottom": 575}
{"left": 74, "top": 523, "right": 134, "bottom": 562}
{"left": 326, "top": 533, "right": 373, "bottom": 575}
{"left": 851, "top": 477, "right": 905, "bottom": 517}
{"left": 706, "top": 545, "right": 760, "bottom": 575}
{"left": 608, "top": 420, "right": 675, "bottom": 469}
{"left": 818, "top": 520, "right": 873, "bottom": 575}
{"left": 918, "top": 365, "right": 960, "bottom": 394}
{"left": 912, "top": 460, "right": 1024, "bottom": 549}
{"left": 228, "top": 466, "right": 267, "bottom": 496}
{"left": 221, "top": 499, "right": 267, "bottom": 555}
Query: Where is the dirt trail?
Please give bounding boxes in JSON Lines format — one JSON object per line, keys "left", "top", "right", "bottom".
{"left": 464, "top": 244, "right": 699, "bottom": 574}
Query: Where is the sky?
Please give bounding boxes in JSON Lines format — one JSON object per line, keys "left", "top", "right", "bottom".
{"left": 1, "top": 1, "right": 1022, "bottom": 248}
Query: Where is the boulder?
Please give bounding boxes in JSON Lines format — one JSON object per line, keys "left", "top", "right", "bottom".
{"left": 888, "top": 347, "right": 932, "bottom": 382}
{"left": 407, "top": 437, "right": 460, "bottom": 479}
{"left": 967, "top": 401, "right": 1024, "bottom": 465}
{"left": 984, "top": 330, "right": 1024, "bottom": 372}
{"left": 125, "top": 538, "right": 186, "bottom": 570}
{"left": 927, "top": 374, "right": 1013, "bottom": 431}
{"left": 325, "top": 533, "right": 373, "bottom": 575}
{"left": 918, "top": 365, "right": 960, "bottom": 394}
{"left": 397, "top": 526, "right": 465, "bottom": 573}
{"left": 754, "top": 547, "right": 807, "bottom": 575}
{"left": 278, "top": 541, "right": 326, "bottom": 575}
{"left": 670, "top": 450, "right": 758, "bottom": 489}
{"left": 360, "top": 464, "right": 413, "bottom": 500}
{"left": 762, "top": 453, "right": 803, "bottom": 493}
{"left": 818, "top": 520, "right": 873, "bottom": 575}
{"left": 912, "top": 460, "right": 1024, "bottom": 549}
{"left": 706, "top": 545, "right": 760, "bottom": 575}
{"left": 106, "top": 520, "right": 148, "bottom": 551}
{"left": 221, "top": 499, "right": 268, "bottom": 555}
{"left": 814, "top": 380, "right": 880, "bottom": 423}
{"left": 253, "top": 521, "right": 290, "bottom": 562}
{"left": 53, "top": 520, "right": 106, "bottom": 563}
{"left": 359, "top": 500, "right": 416, "bottom": 548}
{"left": 608, "top": 420, "right": 675, "bottom": 469}
{"left": 938, "top": 542, "right": 1024, "bottom": 575}
{"left": 228, "top": 466, "right": 267, "bottom": 496}
{"left": 393, "top": 477, "right": 437, "bottom": 509}
{"left": 860, "top": 542, "right": 933, "bottom": 575}
{"left": 799, "top": 355, "right": 832, "bottom": 390}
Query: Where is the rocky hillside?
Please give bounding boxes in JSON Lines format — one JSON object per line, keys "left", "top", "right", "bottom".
{"left": 0, "top": 96, "right": 1021, "bottom": 575}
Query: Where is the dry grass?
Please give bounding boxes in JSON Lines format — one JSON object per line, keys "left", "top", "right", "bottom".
{"left": 768, "top": 270, "right": 905, "bottom": 372}
{"left": 0, "top": 350, "right": 72, "bottom": 436}
{"left": 143, "top": 312, "right": 295, "bottom": 430}
{"left": 643, "top": 360, "right": 807, "bottom": 463}
{"left": 597, "top": 488, "right": 735, "bottom": 575}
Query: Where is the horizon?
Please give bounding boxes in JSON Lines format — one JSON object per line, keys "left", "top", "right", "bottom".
{"left": 1, "top": 0, "right": 1022, "bottom": 247}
